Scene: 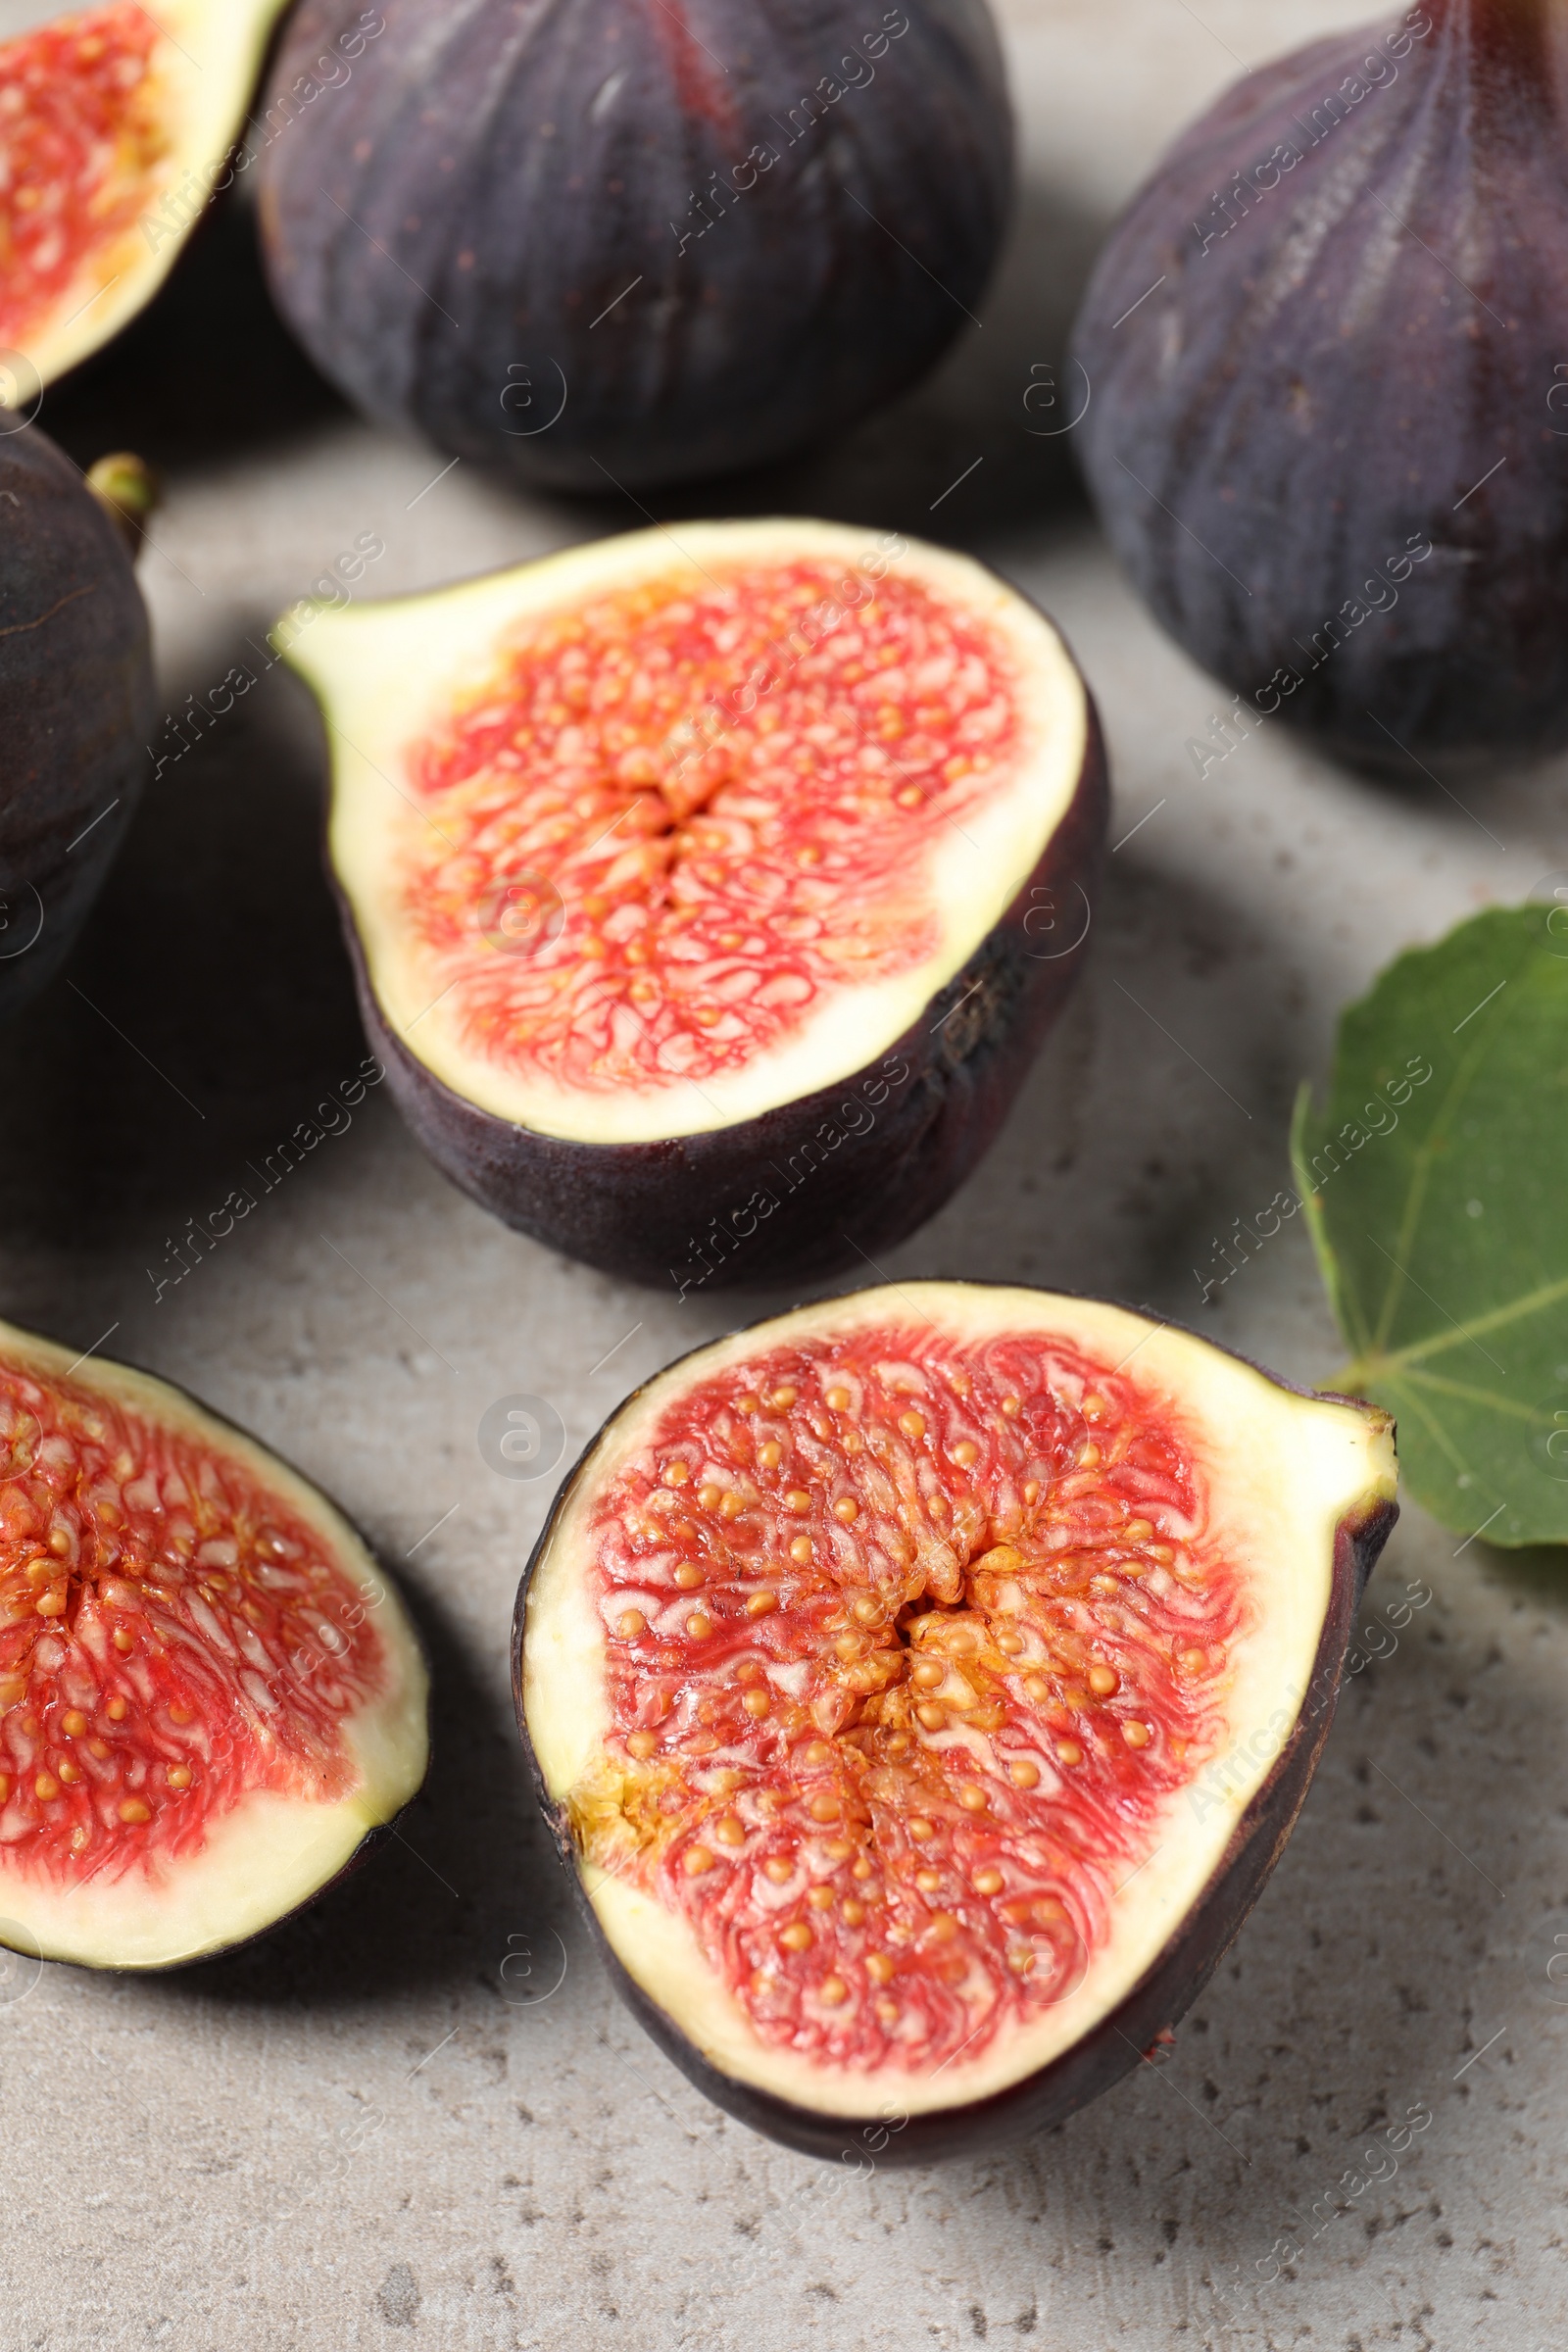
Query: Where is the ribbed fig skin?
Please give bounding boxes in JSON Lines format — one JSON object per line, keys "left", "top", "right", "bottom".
{"left": 338, "top": 709, "right": 1104, "bottom": 1293}
{"left": 0, "top": 427, "right": 154, "bottom": 1017}
{"left": 1072, "top": 1, "right": 1568, "bottom": 776}
{"left": 258, "top": 0, "right": 1012, "bottom": 491}
{"left": 512, "top": 1313, "right": 1396, "bottom": 2164}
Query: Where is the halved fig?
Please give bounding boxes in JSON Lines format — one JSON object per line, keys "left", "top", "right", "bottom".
{"left": 283, "top": 519, "right": 1105, "bottom": 1289}
{"left": 0, "top": 0, "right": 286, "bottom": 397}
{"left": 0, "top": 1318, "right": 428, "bottom": 1971}
{"left": 1, "top": 422, "right": 155, "bottom": 1017}
{"left": 515, "top": 1283, "right": 1396, "bottom": 2161}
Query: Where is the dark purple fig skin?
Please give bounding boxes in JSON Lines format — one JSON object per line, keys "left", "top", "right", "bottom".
{"left": 511, "top": 1296, "right": 1397, "bottom": 2164}
{"left": 1071, "top": 0, "right": 1568, "bottom": 778}
{"left": 257, "top": 0, "right": 1012, "bottom": 492}
{"left": 0, "top": 426, "right": 154, "bottom": 1016}
{"left": 335, "top": 705, "right": 1104, "bottom": 1294}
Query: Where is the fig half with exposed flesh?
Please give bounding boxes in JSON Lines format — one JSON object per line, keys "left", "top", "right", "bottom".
{"left": 1071, "top": 0, "right": 1568, "bottom": 776}
{"left": 516, "top": 1283, "right": 1396, "bottom": 2161}
{"left": 284, "top": 519, "right": 1105, "bottom": 1291}
{"left": 1, "top": 422, "right": 155, "bottom": 1016}
{"left": 0, "top": 1319, "right": 428, "bottom": 1970}
{"left": 0, "top": 1, "right": 288, "bottom": 399}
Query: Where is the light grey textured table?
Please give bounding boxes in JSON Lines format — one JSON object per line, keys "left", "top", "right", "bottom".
{"left": 1, "top": 2, "right": 1560, "bottom": 2344}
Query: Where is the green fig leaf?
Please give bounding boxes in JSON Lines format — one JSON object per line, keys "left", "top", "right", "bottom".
{"left": 1291, "top": 903, "right": 1568, "bottom": 1546}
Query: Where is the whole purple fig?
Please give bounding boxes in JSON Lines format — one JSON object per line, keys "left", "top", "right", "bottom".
{"left": 258, "top": 0, "right": 1013, "bottom": 494}
{"left": 1072, "top": 2, "right": 1568, "bottom": 779}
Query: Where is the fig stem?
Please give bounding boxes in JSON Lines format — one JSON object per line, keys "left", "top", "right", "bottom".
{"left": 85, "top": 453, "right": 160, "bottom": 557}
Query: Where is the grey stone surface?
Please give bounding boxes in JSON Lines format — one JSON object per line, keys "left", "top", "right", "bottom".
{"left": 0, "top": 2, "right": 1563, "bottom": 2344}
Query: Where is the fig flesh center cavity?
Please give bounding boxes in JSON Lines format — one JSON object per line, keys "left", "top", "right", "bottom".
{"left": 569, "top": 1325, "right": 1235, "bottom": 2077}
{"left": 402, "top": 556, "right": 1023, "bottom": 1102}
{"left": 0, "top": 1360, "right": 384, "bottom": 1874}
{"left": 0, "top": 1, "right": 287, "bottom": 392}
{"left": 0, "top": 7, "right": 171, "bottom": 359}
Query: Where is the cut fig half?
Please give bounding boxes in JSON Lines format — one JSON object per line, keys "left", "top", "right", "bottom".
{"left": 284, "top": 519, "right": 1105, "bottom": 1288}
{"left": 515, "top": 1283, "right": 1396, "bottom": 2162}
{"left": 0, "top": 0, "right": 287, "bottom": 397}
{"left": 0, "top": 1318, "right": 429, "bottom": 1971}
